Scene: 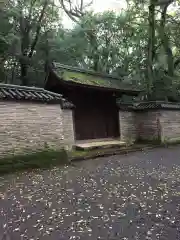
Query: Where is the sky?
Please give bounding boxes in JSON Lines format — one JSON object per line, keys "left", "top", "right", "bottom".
{"left": 62, "top": 0, "right": 127, "bottom": 28}
{"left": 92, "top": 0, "right": 126, "bottom": 12}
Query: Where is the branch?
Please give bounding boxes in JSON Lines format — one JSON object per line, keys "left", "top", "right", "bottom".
{"left": 28, "top": 0, "right": 48, "bottom": 58}
{"left": 29, "top": 0, "right": 37, "bottom": 20}
{"left": 160, "top": 3, "right": 168, "bottom": 29}
{"left": 60, "top": 0, "right": 92, "bottom": 23}
{"left": 154, "top": 0, "right": 174, "bottom": 6}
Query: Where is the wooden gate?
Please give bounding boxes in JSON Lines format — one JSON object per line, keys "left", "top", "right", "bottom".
{"left": 74, "top": 92, "right": 120, "bottom": 141}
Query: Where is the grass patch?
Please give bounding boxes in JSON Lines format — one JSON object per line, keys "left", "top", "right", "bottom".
{"left": 70, "top": 148, "right": 124, "bottom": 159}
{"left": 0, "top": 149, "right": 68, "bottom": 175}
{"left": 70, "top": 150, "right": 89, "bottom": 158}
{"left": 161, "top": 137, "right": 180, "bottom": 147}
{"left": 136, "top": 137, "right": 180, "bottom": 146}
{"left": 135, "top": 138, "right": 161, "bottom": 145}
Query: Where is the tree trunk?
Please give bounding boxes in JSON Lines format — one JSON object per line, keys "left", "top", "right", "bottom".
{"left": 159, "top": 4, "right": 174, "bottom": 76}
{"left": 166, "top": 46, "right": 174, "bottom": 76}
{"left": 20, "top": 62, "right": 28, "bottom": 86}
{"left": 20, "top": 35, "right": 29, "bottom": 86}
{"left": 147, "top": 0, "right": 156, "bottom": 95}
{"left": 11, "top": 61, "right": 16, "bottom": 84}
{"left": 19, "top": 0, "right": 48, "bottom": 86}
{"left": 28, "top": 0, "right": 48, "bottom": 58}
{"left": 93, "top": 48, "right": 99, "bottom": 72}
{"left": 88, "top": 31, "right": 99, "bottom": 72}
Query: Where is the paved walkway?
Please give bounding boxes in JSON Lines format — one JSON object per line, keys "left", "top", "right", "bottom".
{"left": 1, "top": 146, "right": 180, "bottom": 239}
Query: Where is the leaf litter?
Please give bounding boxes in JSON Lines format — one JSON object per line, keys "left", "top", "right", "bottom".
{"left": 0, "top": 148, "right": 180, "bottom": 239}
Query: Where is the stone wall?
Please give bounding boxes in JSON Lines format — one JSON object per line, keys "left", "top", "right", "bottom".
{"left": 119, "top": 107, "right": 180, "bottom": 143}
{"left": 2, "top": 100, "right": 180, "bottom": 158}
{"left": 119, "top": 111, "right": 137, "bottom": 142}
{"left": 135, "top": 109, "right": 180, "bottom": 143}
{"left": 0, "top": 101, "right": 74, "bottom": 157}
{"left": 160, "top": 110, "right": 180, "bottom": 142}
{"left": 62, "top": 109, "right": 75, "bottom": 150}
{"left": 136, "top": 110, "right": 161, "bottom": 141}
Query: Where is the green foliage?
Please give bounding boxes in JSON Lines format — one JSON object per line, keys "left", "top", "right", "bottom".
{"left": 0, "top": 0, "right": 61, "bottom": 86}
{"left": 1, "top": 0, "right": 180, "bottom": 99}
{"left": 65, "top": 10, "right": 148, "bottom": 76}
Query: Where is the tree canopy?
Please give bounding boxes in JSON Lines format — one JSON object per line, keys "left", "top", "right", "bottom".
{"left": 1, "top": 0, "right": 180, "bottom": 100}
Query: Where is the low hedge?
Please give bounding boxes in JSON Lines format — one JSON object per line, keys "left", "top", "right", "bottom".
{"left": 0, "top": 149, "right": 69, "bottom": 175}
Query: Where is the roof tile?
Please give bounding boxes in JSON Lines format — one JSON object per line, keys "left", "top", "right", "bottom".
{"left": 0, "top": 83, "right": 62, "bottom": 104}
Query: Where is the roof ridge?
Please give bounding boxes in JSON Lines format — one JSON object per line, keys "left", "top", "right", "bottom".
{"left": 0, "top": 83, "right": 62, "bottom": 98}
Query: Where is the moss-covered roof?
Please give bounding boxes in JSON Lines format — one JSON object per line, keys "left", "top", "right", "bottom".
{"left": 51, "top": 63, "right": 140, "bottom": 93}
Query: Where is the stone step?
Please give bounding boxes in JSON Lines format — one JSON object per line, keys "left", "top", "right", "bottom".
{"left": 75, "top": 140, "right": 126, "bottom": 151}
{"left": 71, "top": 144, "right": 156, "bottom": 162}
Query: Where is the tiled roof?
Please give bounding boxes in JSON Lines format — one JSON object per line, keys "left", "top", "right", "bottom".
{"left": 118, "top": 101, "right": 180, "bottom": 110}
{"left": 0, "top": 83, "right": 63, "bottom": 104}
{"left": 136, "top": 102, "right": 180, "bottom": 110}
{"left": 50, "top": 63, "right": 141, "bottom": 93}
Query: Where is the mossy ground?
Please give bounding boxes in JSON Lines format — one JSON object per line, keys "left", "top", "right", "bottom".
{"left": 0, "top": 149, "right": 68, "bottom": 175}
{"left": 1, "top": 139, "right": 180, "bottom": 175}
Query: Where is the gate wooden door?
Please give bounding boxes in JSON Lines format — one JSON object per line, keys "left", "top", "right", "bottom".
{"left": 74, "top": 93, "right": 119, "bottom": 141}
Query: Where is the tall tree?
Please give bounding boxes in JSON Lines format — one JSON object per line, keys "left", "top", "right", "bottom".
{"left": 147, "top": 0, "right": 156, "bottom": 95}
{"left": 17, "top": 0, "right": 50, "bottom": 85}
{"left": 1, "top": 0, "right": 61, "bottom": 85}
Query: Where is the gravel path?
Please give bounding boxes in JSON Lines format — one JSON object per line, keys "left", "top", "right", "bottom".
{"left": 1, "top": 146, "right": 180, "bottom": 239}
